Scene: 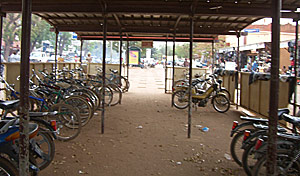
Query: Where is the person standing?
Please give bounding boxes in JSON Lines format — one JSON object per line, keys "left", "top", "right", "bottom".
{"left": 86, "top": 53, "right": 92, "bottom": 63}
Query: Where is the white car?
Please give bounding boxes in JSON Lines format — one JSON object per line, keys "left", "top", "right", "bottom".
{"left": 30, "top": 52, "right": 50, "bottom": 62}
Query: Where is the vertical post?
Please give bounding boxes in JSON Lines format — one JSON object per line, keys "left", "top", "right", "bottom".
{"left": 293, "top": 19, "right": 299, "bottom": 115}
{"left": 212, "top": 40, "right": 215, "bottom": 73}
{"left": 236, "top": 32, "right": 240, "bottom": 108}
{"left": 172, "top": 33, "right": 176, "bottom": 106}
{"left": 267, "top": 0, "right": 281, "bottom": 174}
{"left": 19, "top": 0, "right": 32, "bottom": 175}
{"left": 110, "top": 40, "right": 113, "bottom": 63}
{"left": 101, "top": 13, "right": 107, "bottom": 134}
{"left": 127, "top": 38, "right": 129, "bottom": 79}
{"left": 119, "top": 32, "right": 123, "bottom": 78}
{"left": 54, "top": 30, "right": 58, "bottom": 79}
{"left": 188, "top": 16, "right": 194, "bottom": 138}
{"left": 80, "top": 39, "right": 83, "bottom": 64}
{"left": 165, "top": 37, "right": 168, "bottom": 93}
{"left": 0, "top": 14, "right": 4, "bottom": 76}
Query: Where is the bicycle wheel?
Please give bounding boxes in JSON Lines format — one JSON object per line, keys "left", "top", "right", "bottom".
{"left": 120, "top": 76, "right": 130, "bottom": 92}
{"left": 242, "top": 140, "right": 260, "bottom": 175}
{"left": 93, "top": 86, "right": 113, "bottom": 106}
{"left": 108, "top": 84, "right": 122, "bottom": 106}
{"left": 32, "top": 128, "right": 55, "bottom": 170}
{"left": 50, "top": 103, "right": 81, "bottom": 141}
{"left": 212, "top": 94, "right": 230, "bottom": 113}
{"left": 65, "top": 95, "right": 93, "bottom": 126}
{"left": 230, "top": 131, "right": 244, "bottom": 166}
{"left": 252, "top": 152, "right": 300, "bottom": 176}
{"left": 172, "top": 90, "right": 189, "bottom": 109}
{"left": 71, "top": 88, "right": 99, "bottom": 113}
{"left": 0, "top": 157, "right": 18, "bottom": 176}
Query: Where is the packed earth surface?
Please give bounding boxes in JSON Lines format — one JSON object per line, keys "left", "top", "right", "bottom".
{"left": 42, "top": 67, "right": 247, "bottom": 176}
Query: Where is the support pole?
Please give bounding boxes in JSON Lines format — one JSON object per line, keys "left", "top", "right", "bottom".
{"left": 101, "top": 13, "right": 107, "bottom": 134}
{"left": 127, "top": 38, "right": 129, "bottom": 79}
{"left": 236, "top": 32, "right": 240, "bottom": 109}
{"left": 212, "top": 40, "right": 215, "bottom": 73}
{"left": 54, "top": 30, "right": 58, "bottom": 79}
{"left": 19, "top": 0, "right": 32, "bottom": 175}
{"left": 188, "top": 16, "right": 194, "bottom": 138}
{"left": 0, "top": 14, "right": 3, "bottom": 71}
{"left": 267, "top": 0, "right": 281, "bottom": 174}
{"left": 80, "top": 39, "right": 83, "bottom": 64}
{"left": 293, "top": 19, "right": 299, "bottom": 115}
{"left": 165, "top": 37, "right": 168, "bottom": 93}
{"left": 119, "top": 32, "right": 123, "bottom": 79}
{"left": 172, "top": 33, "right": 176, "bottom": 106}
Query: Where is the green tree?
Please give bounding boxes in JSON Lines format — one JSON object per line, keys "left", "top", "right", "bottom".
{"left": 176, "top": 43, "right": 189, "bottom": 59}
{"left": 29, "top": 15, "right": 53, "bottom": 52}
{"left": 57, "top": 32, "right": 72, "bottom": 55}
{"left": 2, "top": 13, "right": 21, "bottom": 61}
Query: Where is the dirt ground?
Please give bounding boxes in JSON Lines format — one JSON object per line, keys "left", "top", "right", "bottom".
{"left": 42, "top": 67, "right": 247, "bottom": 176}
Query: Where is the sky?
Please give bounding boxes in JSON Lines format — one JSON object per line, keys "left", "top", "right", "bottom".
{"left": 253, "top": 18, "right": 295, "bottom": 25}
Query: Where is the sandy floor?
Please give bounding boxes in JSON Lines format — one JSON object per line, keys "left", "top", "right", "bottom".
{"left": 41, "top": 67, "right": 246, "bottom": 176}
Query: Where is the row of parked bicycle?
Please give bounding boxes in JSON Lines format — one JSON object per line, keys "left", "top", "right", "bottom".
{"left": 0, "top": 66, "right": 129, "bottom": 175}
{"left": 172, "top": 73, "right": 231, "bottom": 113}
{"left": 230, "top": 108, "right": 300, "bottom": 175}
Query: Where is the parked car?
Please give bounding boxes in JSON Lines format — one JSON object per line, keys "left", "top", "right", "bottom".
{"left": 30, "top": 52, "right": 50, "bottom": 62}
{"left": 8, "top": 53, "right": 21, "bottom": 62}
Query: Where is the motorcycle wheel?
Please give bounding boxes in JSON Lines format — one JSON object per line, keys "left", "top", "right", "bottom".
{"left": 212, "top": 94, "right": 230, "bottom": 113}
{"left": 172, "top": 90, "right": 189, "bottom": 109}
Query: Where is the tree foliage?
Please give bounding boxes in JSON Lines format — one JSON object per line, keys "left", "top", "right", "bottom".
{"left": 2, "top": 13, "right": 74, "bottom": 59}
{"left": 29, "top": 15, "right": 53, "bottom": 52}
{"left": 2, "top": 13, "right": 21, "bottom": 61}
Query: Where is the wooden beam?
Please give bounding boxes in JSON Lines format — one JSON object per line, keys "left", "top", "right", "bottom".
{"left": 113, "top": 13, "right": 122, "bottom": 29}
{"left": 56, "top": 24, "right": 239, "bottom": 35}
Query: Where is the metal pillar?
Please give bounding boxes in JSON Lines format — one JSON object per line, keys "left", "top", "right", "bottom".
{"left": 80, "top": 39, "right": 83, "bottom": 64}
{"left": 54, "top": 30, "right": 58, "bottom": 79}
{"left": 188, "top": 16, "right": 194, "bottom": 138}
{"left": 101, "top": 13, "right": 107, "bottom": 134}
{"left": 165, "top": 37, "right": 168, "bottom": 93}
{"left": 293, "top": 19, "right": 299, "bottom": 115}
{"left": 19, "top": 0, "right": 32, "bottom": 175}
{"left": 172, "top": 33, "right": 176, "bottom": 106}
{"left": 267, "top": 0, "right": 281, "bottom": 174}
{"left": 126, "top": 38, "right": 129, "bottom": 79}
{"left": 236, "top": 32, "right": 240, "bottom": 109}
{"left": 119, "top": 32, "right": 122, "bottom": 79}
{"left": 0, "top": 15, "right": 3, "bottom": 69}
{"left": 212, "top": 40, "right": 215, "bottom": 73}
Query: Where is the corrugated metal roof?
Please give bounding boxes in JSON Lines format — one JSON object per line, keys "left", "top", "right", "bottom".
{"left": 1, "top": 0, "right": 299, "bottom": 41}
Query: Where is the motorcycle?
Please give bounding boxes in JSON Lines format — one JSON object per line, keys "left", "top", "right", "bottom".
{"left": 172, "top": 79, "right": 230, "bottom": 113}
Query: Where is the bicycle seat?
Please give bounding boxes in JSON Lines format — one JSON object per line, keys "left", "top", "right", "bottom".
{"left": 109, "top": 69, "right": 118, "bottom": 74}
{"left": 29, "top": 111, "right": 58, "bottom": 117}
{"left": 282, "top": 114, "right": 300, "bottom": 126}
{"left": 240, "top": 116, "right": 268, "bottom": 122}
{"left": 253, "top": 123, "right": 287, "bottom": 133}
{"left": 0, "top": 100, "right": 20, "bottom": 110}
{"left": 0, "top": 119, "right": 18, "bottom": 134}
{"left": 277, "top": 108, "right": 290, "bottom": 120}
